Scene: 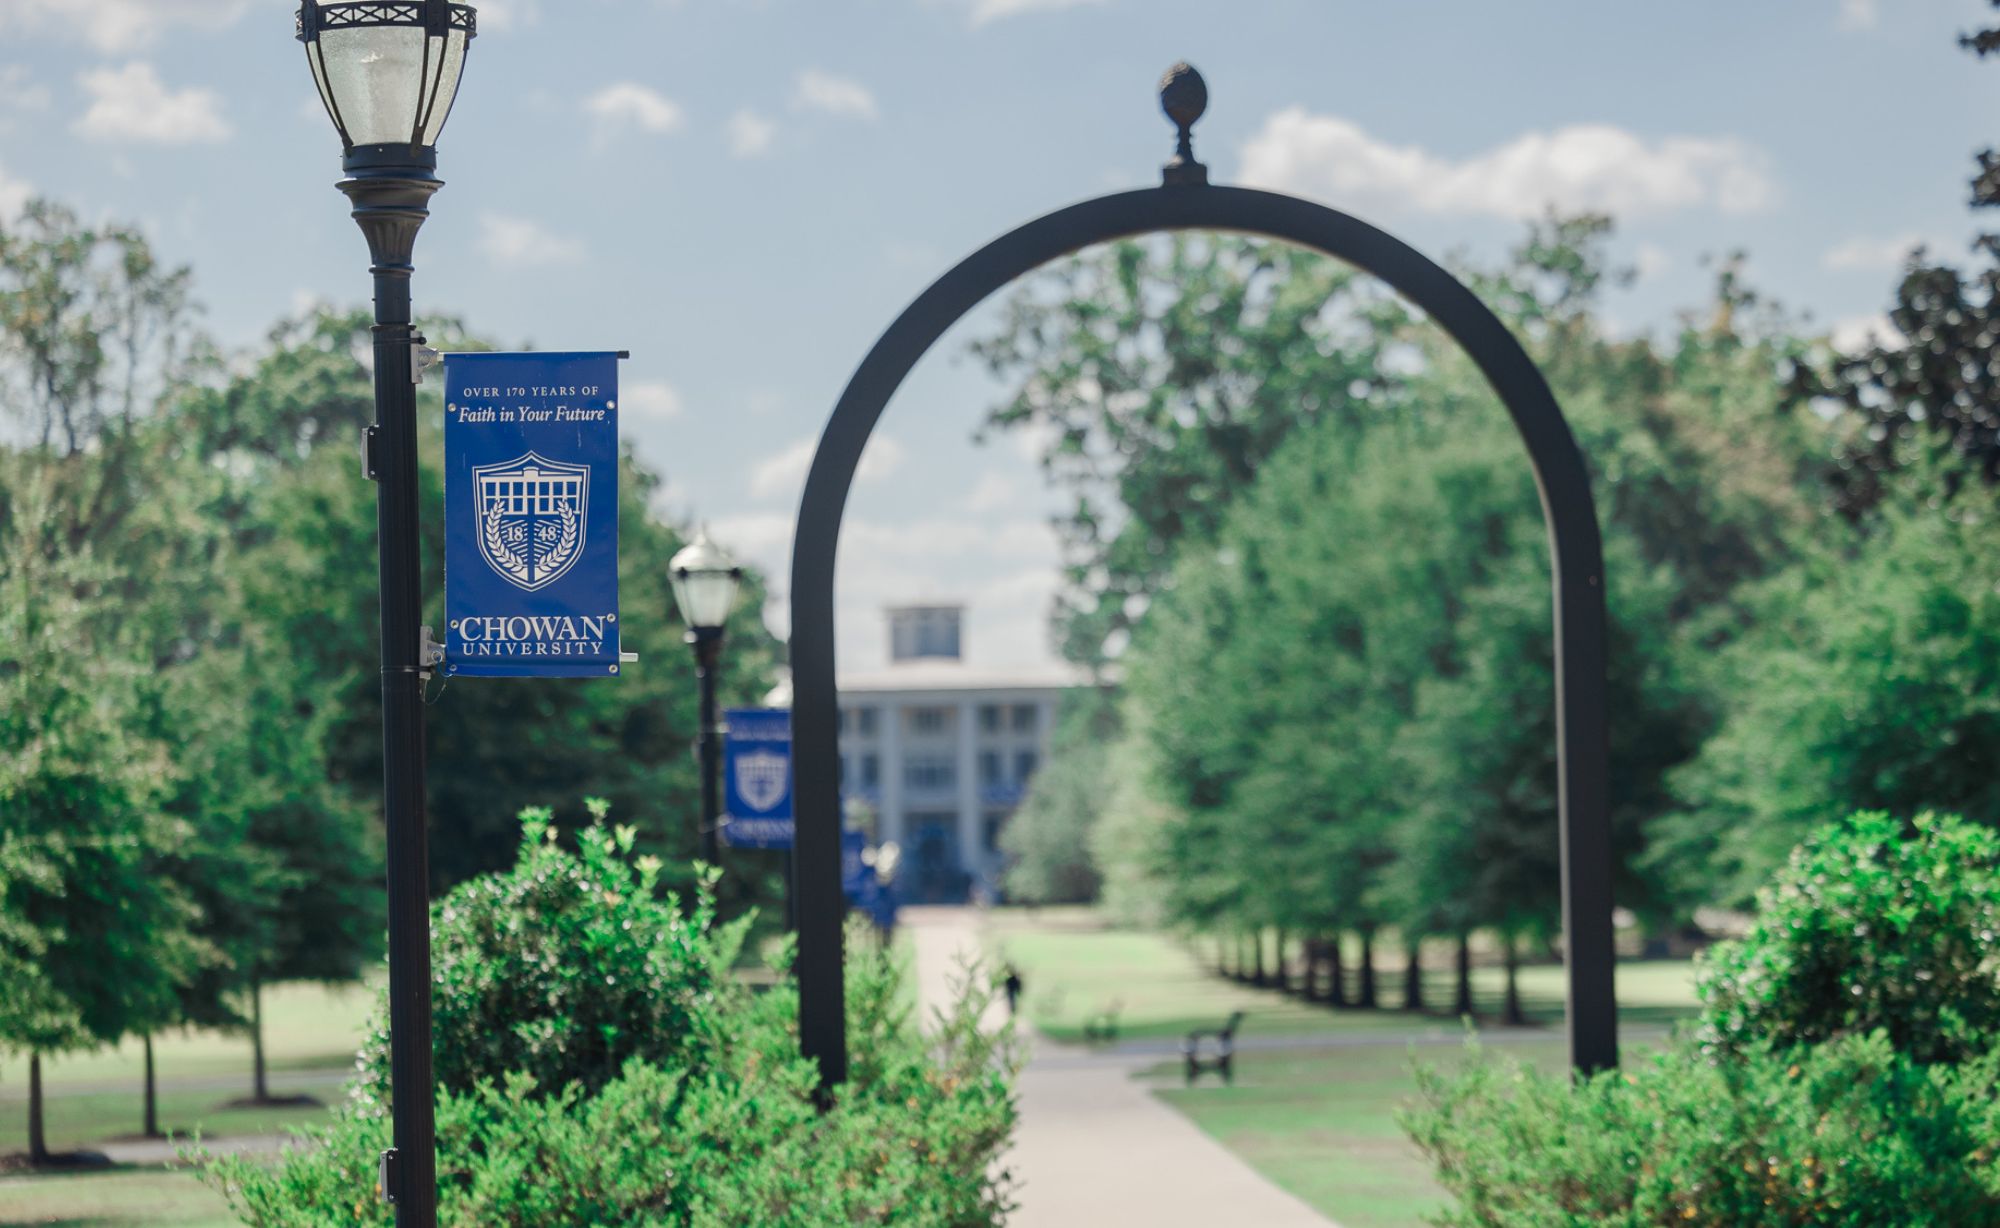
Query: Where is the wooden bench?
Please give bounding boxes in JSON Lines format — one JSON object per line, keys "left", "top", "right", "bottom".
{"left": 1182, "top": 1010, "right": 1244, "bottom": 1085}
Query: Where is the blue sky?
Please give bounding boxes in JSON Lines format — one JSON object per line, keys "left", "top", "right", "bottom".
{"left": 1, "top": 0, "right": 1994, "bottom": 669}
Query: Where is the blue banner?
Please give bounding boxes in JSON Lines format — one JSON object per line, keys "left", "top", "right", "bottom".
{"left": 723, "top": 708, "right": 794, "bottom": 850}
{"left": 842, "top": 828, "right": 872, "bottom": 898}
{"left": 443, "top": 352, "right": 623, "bottom": 679}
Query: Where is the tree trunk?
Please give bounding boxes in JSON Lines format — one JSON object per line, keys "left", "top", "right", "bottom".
{"left": 1300, "top": 938, "right": 1318, "bottom": 1001}
{"left": 1454, "top": 932, "right": 1475, "bottom": 1018}
{"left": 1252, "top": 930, "right": 1267, "bottom": 986}
{"left": 1404, "top": 937, "right": 1427, "bottom": 1013}
{"left": 1328, "top": 933, "right": 1348, "bottom": 1008}
{"left": 1273, "top": 929, "right": 1289, "bottom": 991}
{"left": 251, "top": 978, "right": 269, "bottom": 1104}
{"left": 1358, "top": 930, "right": 1378, "bottom": 1008}
{"left": 1503, "top": 930, "right": 1526, "bottom": 1026}
{"left": 28, "top": 1052, "right": 47, "bottom": 1164}
{"left": 144, "top": 1034, "right": 160, "bottom": 1138}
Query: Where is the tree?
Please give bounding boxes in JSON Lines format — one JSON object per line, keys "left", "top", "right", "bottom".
{"left": 973, "top": 236, "right": 1407, "bottom": 667}
{"left": 1000, "top": 691, "right": 1118, "bottom": 904}
{"left": 1077, "top": 217, "right": 1819, "bottom": 1001}
{"left": 0, "top": 466, "right": 201, "bottom": 1162}
{"left": 0, "top": 200, "right": 261, "bottom": 1142}
{"left": 1797, "top": 2, "right": 2000, "bottom": 511}
{"left": 1659, "top": 458, "right": 2000, "bottom": 905}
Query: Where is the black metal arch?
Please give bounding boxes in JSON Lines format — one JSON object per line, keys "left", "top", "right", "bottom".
{"left": 789, "top": 163, "right": 1617, "bottom": 1090}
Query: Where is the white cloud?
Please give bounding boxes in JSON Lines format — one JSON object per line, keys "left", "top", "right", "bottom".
{"left": 964, "top": 473, "right": 1020, "bottom": 513}
{"left": 475, "top": 0, "right": 538, "bottom": 31}
{"left": 476, "top": 213, "right": 585, "bottom": 267}
{"left": 728, "top": 109, "right": 776, "bottom": 158}
{"left": 1240, "top": 108, "right": 1775, "bottom": 221}
{"left": 1837, "top": 0, "right": 1878, "bottom": 31}
{"left": 709, "top": 511, "right": 795, "bottom": 558}
{"left": 843, "top": 515, "right": 1049, "bottom": 560}
{"left": 622, "top": 380, "right": 682, "bottom": 422}
{"left": 968, "top": 0, "right": 1108, "bottom": 25}
{"left": 0, "top": 66, "right": 50, "bottom": 114}
{"left": 1829, "top": 313, "right": 1901, "bottom": 353}
{"left": 0, "top": 162, "right": 31, "bottom": 218}
{"left": 794, "top": 71, "right": 878, "bottom": 121}
{"left": 74, "top": 62, "right": 230, "bottom": 145}
{"left": 749, "top": 433, "right": 906, "bottom": 501}
{"left": 1633, "top": 242, "right": 1671, "bottom": 282}
{"left": 0, "top": 0, "right": 251, "bottom": 52}
{"left": 710, "top": 499, "right": 1064, "bottom": 670}
{"left": 1823, "top": 233, "right": 1933, "bottom": 272}
{"left": 584, "top": 83, "right": 683, "bottom": 136}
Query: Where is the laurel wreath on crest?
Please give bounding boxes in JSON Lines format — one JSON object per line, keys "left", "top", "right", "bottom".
{"left": 483, "top": 499, "right": 580, "bottom": 580}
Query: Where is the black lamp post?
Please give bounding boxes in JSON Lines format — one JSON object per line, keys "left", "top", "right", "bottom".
{"left": 297, "top": 3, "right": 475, "bottom": 1223}
{"left": 670, "top": 528, "right": 744, "bottom": 866}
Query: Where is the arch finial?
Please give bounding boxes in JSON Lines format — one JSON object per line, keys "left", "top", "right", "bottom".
{"left": 1160, "top": 62, "right": 1208, "bottom": 186}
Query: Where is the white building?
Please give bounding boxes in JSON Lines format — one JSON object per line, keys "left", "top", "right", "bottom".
{"left": 836, "top": 605, "right": 1084, "bottom": 903}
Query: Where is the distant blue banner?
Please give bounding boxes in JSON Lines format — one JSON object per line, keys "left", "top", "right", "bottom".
{"left": 443, "top": 352, "right": 622, "bottom": 679}
{"left": 842, "top": 828, "right": 872, "bottom": 898}
{"left": 723, "top": 708, "right": 793, "bottom": 850}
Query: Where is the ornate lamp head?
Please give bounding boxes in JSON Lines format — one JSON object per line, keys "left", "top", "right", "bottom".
{"left": 298, "top": 0, "right": 477, "bottom": 155}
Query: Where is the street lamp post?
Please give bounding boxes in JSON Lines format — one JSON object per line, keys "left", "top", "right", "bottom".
{"left": 670, "top": 528, "right": 744, "bottom": 866}
{"left": 296, "top": 3, "right": 476, "bottom": 1223}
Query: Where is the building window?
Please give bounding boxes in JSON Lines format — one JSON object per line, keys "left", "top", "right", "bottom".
{"left": 916, "top": 609, "right": 960, "bottom": 658}
{"left": 860, "top": 753, "right": 880, "bottom": 787}
{"left": 856, "top": 707, "right": 878, "bottom": 737}
{"left": 1014, "top": 750, "right": 1039, "bottom": 782}
{"left": 908, "top": 706, "right": 951, "bottom": 736}
{"left": 979, "top": 704, "right": 1003, "bottom": 734}
{"left": 983, "top": 811, "right": 1009, "bottom": 854}
{"left": 1011, "top": 703, "right": 1039, "bottom": 734}
{"left": 906, "top": 756, "right": 956, "bottom": 791}
{"left": 979, "top": 751, "right": 1003, "bottom": 786}
{"left": 838, "top": 709, "right": 849, "bottom": 735}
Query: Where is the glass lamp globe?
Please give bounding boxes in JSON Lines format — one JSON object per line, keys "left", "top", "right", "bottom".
{"left": 670, "top": 528, "right": 744, "bottom": 632}
{"left": 297, "top": 0, "right": 478, "bottom": 152}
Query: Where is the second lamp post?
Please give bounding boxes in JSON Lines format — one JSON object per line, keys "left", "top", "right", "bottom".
{"left": 670, "top": 528, "right": 744, "bottom": 865}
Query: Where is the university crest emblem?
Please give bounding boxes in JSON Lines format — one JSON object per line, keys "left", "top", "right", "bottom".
{"left": 734, "top": 748, "right": 790, "bottom": 813}
{"left": 473, "top": 452, "right": 590, "bottom": 592}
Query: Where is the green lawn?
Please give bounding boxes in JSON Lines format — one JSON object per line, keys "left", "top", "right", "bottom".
{"left": 985, "top": 908, "right": 1698, "bottom": 1044}
{"left": 1154, "top": 1037, "right": 1573, "bottom": 1228}
{"left": 0, "top": 980, "right": 376, "bottom": 1227}
{"left": 988, "top": 909, "right": 1700, "bottom": 1226}
{"left": 0, "top": 1169, "right": 236, "bottom": 1228}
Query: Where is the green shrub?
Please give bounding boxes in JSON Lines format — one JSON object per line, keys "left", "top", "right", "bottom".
{"left": 1403, "top": 1032, "right": 2000, "bottom": 1227}
{"left": 1698, "top": 811, "right": 2000, "bottom": 1065}
{"left": 356, "top": 801, "right": 729, "bottom": 1106}
{"left": 202, "top": 809, "right": 1017, "bottom": 1227}
{"left": 1404, "top": 811, "right": 2000, "bottom": 1226}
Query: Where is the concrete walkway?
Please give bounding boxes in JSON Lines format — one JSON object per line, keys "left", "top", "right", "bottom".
{"left": 904, "top": 906, "right": 1339, "bottom": 1228}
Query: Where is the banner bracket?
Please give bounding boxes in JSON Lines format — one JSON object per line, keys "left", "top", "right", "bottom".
{"left": 411, "top": 342, "right": 443, "bottom": 385}
{"left": 418, "top": 626, "right": 445, "bottom": 674}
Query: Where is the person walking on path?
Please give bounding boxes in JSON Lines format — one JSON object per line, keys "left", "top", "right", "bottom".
{"left": 1003, "top": 965, "right": 1025, "bottom": 1018}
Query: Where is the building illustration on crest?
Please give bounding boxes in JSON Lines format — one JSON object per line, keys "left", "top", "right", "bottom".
{"left": 473, "top": 452, "right": 591, "bottom": 591}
